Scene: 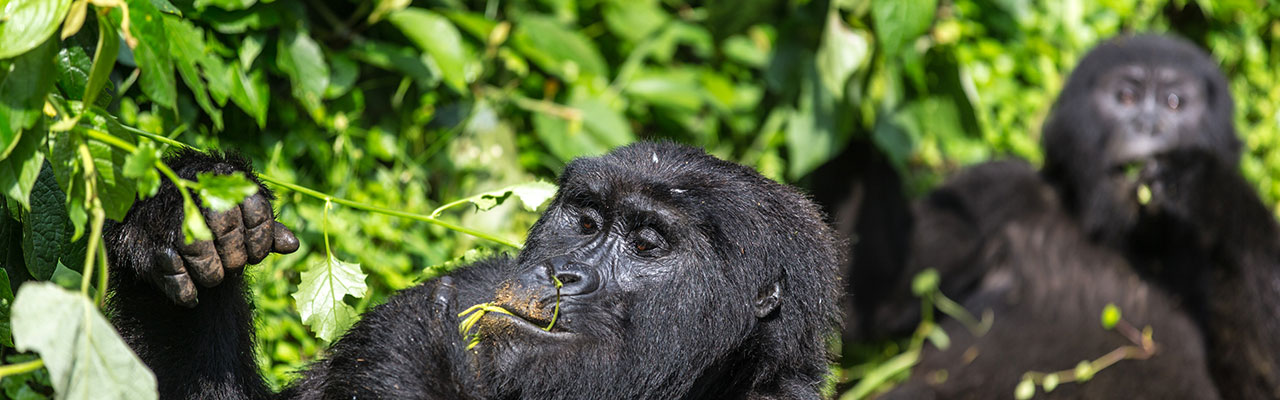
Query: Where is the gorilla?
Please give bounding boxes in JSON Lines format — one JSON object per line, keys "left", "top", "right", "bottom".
{"left": 104, "top": 142, "right": 842, "bottom": 399}
{"left": 834, "top": 35, "right": 1279, "bottom": 398}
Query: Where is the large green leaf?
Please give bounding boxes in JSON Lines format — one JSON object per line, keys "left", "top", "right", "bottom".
{"left": 293, "top": 254, "right": 367, "bottom": 342}
{"left": 462, "top": 181, "right": 557, "bottom": 213}
{"left": 0, "top": 37, "right": 57, "bottom": 158}
{"left": 11, "top": 282, "right": 158, "bottom": 400}
{"left": 388, "top": 8, "right": 467, "bottom": 94}
{"left": 21, "top": 162, "right": 65, "bottom": 280}
{"left": 815, "top": 10, "right": 869, "bottom": 100}
{"left": 228, "top": 64, "right": 268, "bottom": 128}
{"left": 113, "top": 0, "right": 176, "bottom": 109}
{"left": 83, "top": 14, "right": 121, "bottom": 110}
{"left": 0, "top": 125, "right": 46, "bottom": 211}
{"left": 871, "top": 0, "right": 937, "bottom": 58}
{"left": 164, "top": 16, "right": 222, "bottom": 129}
{"left": 511, "top": 14, "right": 607, "bottom": 81}
{"left": 276, "top": 29, "right": 330, "bottom": 118}
{"left": 0, "top": 0, "right": 72, "bottom": 59}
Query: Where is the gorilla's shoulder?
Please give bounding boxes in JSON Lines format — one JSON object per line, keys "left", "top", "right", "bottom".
{"left": 919, "top": 159, "right": 1061, "bottom": 232}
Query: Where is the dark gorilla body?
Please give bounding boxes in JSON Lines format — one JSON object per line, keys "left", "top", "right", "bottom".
{"left": 840, "top": 35, "right": 1280, "bottom": 398}
{"left": 106, "top": 142, "right": 842, "bottom": 399}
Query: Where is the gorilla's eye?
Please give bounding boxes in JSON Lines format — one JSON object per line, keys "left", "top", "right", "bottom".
{"left": 632, "top": 228, "right": 665, "bottom": 255}
{"left": 579, "top": 216, "right": 598, "bottom": 234}
{"left": 1166, "top": 93, "right": 1180, "bottom": 110}
{"left": 1116, "top": 88, "right": 1136, "bottom": 105}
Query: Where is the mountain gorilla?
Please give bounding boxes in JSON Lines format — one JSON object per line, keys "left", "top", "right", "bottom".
{"left": 843, "top": 35, "right": 1280, "bottom": 398}
{"left": 105, "top": 142, "right": 842, "bottom": 399}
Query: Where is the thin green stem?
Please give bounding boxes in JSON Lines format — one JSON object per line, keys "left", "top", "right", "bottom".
{"left": 87, "top": 112, "right": 523, "bottom": 249}
{"left": 0, "top": 359, "right": 45, "bottom": 379}
{"left": 258, "top": 175, "right": 522, "bottom": 248}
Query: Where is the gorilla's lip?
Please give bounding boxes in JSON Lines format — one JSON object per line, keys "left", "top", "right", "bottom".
{"left": 493, "top": 302, "right": 574, "bottom": 336}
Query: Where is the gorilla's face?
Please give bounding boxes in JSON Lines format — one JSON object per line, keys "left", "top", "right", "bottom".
{"left": 1089, "top": 64, "right": 1210, "bottom": 221}
{"left": 453, "top": 143, "right": 835, "bottom": 397}
{"left": 1094, "top": 64, "right": 1207, "bottom": 168}
{"left": 1043, "top": 36, "right": 1239, "bottom": 242}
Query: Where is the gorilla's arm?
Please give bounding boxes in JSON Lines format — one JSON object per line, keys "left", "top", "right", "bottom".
{"left": 863, "top": 161, "right": 1044, "bottom": 337}
{"left": 106, "top": 150, "right": 299, "bottom": 399}
{"left": 1145, "top": 149, "right": 1280, "bottom": 397}
{"left": 282, "top": 262, "right": 509, "bottom": 399}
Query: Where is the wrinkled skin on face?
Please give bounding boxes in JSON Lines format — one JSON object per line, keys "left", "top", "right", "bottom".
{"left": 447, "top": 143, "right": 842, "bottom": 399}
{"left": 1041, "top": 35, "right": 1238, "bottom": 243}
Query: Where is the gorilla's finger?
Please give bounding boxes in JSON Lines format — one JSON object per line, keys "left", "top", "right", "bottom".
{"left": 154, "top": 247, "right": 186, "bottom": 275}
{"left": 207, "top": 207, "right": 248, "bottom": 271}
{"left": 241, "top": 195, "right": 273, "bottom": 264}
{"left": 179, "top": 239, "right": 224, "bottom": 287}
{"left": 155, "top": 273, "right": 198, "bottom": 308}
{"left": 271, "top": 221, "right": 300, "bottom": 254}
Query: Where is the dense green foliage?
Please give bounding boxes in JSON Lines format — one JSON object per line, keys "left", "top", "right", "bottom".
{"left": 0, "top": 0, "right": 1276, "bottom": 398}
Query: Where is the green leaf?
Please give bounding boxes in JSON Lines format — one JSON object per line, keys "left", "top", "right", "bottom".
{"left": 87, "top": 138, "right": 136, "bottom": 221}
{"left": 345, "top": 40, "right": 438, "bottom": 87}
{"left": 388, "top": 8, "right": 467, "bottom": 94}
{"left": 122, "top": 138, "right": 161, "bottom": 198}
{"left": 164, "top": 15, "right": 221, "bottom": 129}
{"left": 1100, "top": 303, "right": 1121, "bottom": 330}
{"left": 469, "top": 181, "right": 557, "bottom": 213}
{"left": 870, "top": 0, "right": 937, "bottom": 58}
{"left": 1014, "top": 377, "right": 1035, "bottom": 400}
{"left": 293, "top": 254, "right": 367, "bottom": 342}
{"left": 181, "top": 195, "right": 212, "bottom": 243}
{"left": 276, "top": 29, "right": 330, "bottom": 118}
{"left": 55, "top": 45, "right": 92, "bottom": 101}
{"left": 11, "top": 282, "right": 158, "bottom": 400}
{"left": 0, "top": 0, "right": 73, "bottom": 59}
{"left": 193, "top": 0, "right": 256, "bottom": 11}
{"left": 602, "top": 0, "right": 669, "bottom": 42}
{"left": 84, "top": 14, "right": 121, "bottom": 109}
{"left": 0, "top": 124, "right": 46, "bottom": 210}
{"left": 815, "top": 10, "right": 868, "bottom": 100}
{"left": 0, "top": 269, "right": 11, "bottom": 347}
{"left": 511, "top": 14, "right": 607, "bottom": 81}
{"left": 21, "top": 162, "right": 65, "bottom": 280}
{"left": 0, "top": 37, "right": 57, "bottom": 158}
{"left": 911, "top": 268, "right": 939, "bottom": 296}
{"left": 785, "top": 61, "right": 840, "bottom": 180}
{"left": 625, "top": 68, "right": 704, "bottom": 113}
{"left": 113, "top": 0, "right": 176, "bottom": 109}
{"left": 228, "top": 64, "right": 268, "bottom": 128}
{"left": 367, "top": 0, "right": 409, "bottom": 24}
{"left": 194, "top": 172, "right": 257, "bottom": 212}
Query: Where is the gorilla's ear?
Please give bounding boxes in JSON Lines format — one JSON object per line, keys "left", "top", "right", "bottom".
{"left": 754, "top": 282, "right": 782, "bottom": 318}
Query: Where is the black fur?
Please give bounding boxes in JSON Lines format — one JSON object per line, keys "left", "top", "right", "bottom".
{"left": 107, "top": 142, "right": 843, "bottom": 399}
{"left": 832, "top": 35, "right": 1277, "bottom": 398}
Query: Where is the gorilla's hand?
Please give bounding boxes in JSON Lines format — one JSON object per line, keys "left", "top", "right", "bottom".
{"left": 153, "top": 192, "right": 299, "bottom": 307}
{"left": 1139, "top": 149, "right": 1228, "bottom": 235}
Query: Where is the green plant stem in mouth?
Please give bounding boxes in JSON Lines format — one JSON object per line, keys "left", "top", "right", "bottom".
{"left": 457, "top": 276, "right": 564, "bottom": 350}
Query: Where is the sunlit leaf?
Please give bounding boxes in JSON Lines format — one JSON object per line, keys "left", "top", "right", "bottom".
{"left": 467, "top": 181, "right": 557, "bottom": 213}
{"left": 871, "top": 0, "right": 937, "bottom": 58}
{"left": 12, "top": 282, "right": 158, "bottom": 400}
{"left": 0, "top": 0, "right": 73, "bottom": 59}
{"left": 276, "top": 29, "right": 330, "bottom": 118}
{"left": 195, "top": 171, "right": 258, "bottom": 212}
{"left": 294, "top": 254, "right": 367, "bottom": 342}
{"left": 0, "top": 38, "right": 58, "bottom": 158}
{"left": 111, "top": 0, "right": 176, "bottom": 109}
{"left": 815, "top": 10, "right": 869, "bottom": 100}
{"left": 389, "top": 8, "right": 467, "bottom": 93}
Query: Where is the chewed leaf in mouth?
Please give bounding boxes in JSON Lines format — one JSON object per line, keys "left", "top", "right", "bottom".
{"left": 457, "top": 276, "right": 563, "bottom": 350}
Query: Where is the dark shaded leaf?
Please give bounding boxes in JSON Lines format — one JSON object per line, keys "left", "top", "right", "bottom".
{"left": 20, "top": 162, "right": 65, "bottom": 280}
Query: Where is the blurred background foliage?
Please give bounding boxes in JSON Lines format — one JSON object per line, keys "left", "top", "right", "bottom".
{"left": 0, "top": 0, "right": 1278, "bottom": 397}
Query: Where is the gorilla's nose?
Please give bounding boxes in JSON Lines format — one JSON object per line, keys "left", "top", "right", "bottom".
{"left": 546, "top": 256, "right": 600, "bottom": 297}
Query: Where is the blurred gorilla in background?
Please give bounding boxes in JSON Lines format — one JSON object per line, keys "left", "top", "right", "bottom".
{"left": 106, "top": 142, "right": 843, "bottom": 399}
{"left": 821, "top": 35, "right": 1279, "bottom": 398}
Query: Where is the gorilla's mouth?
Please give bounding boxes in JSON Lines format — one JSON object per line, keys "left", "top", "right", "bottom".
{"left": 457, "top": 288, "right": 571, "bottom": 348}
